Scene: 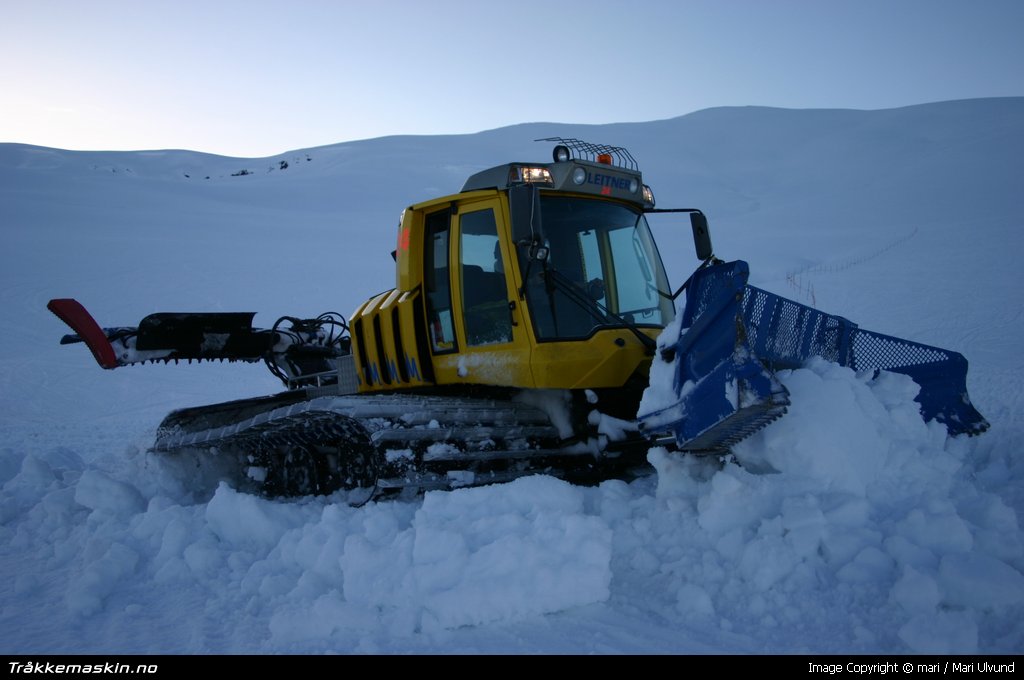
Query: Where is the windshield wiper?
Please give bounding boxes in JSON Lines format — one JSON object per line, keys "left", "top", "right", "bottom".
{"left": 542, "top": 268, "right": 656, "bottom": 355}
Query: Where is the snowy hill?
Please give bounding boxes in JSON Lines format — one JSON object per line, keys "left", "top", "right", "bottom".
{"left": 1, "top": 98, "right": 1022, "bottom": 653}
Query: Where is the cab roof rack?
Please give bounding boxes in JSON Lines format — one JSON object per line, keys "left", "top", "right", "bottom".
{"left": 535, "top": 137, "right": 639, "bottom": 170}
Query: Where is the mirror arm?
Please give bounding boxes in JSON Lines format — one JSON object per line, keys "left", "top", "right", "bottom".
{"left": 645, "top": 208, "right": 714, "bottom": 261}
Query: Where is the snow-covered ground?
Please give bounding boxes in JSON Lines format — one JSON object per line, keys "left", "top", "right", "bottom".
{"left": 1, "top": 98, "right": 1022, "bottom": 653}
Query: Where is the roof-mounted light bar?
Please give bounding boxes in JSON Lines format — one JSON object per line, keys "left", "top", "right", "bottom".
{"left": 458, "top": 139, "right": 651, "bottom": 206}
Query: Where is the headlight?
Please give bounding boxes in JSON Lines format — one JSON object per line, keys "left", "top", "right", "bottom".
{"left": 509, "top": 166, "right": 553, "bottom": 185}
{"left": 642, "top": 185, "right": 655, "bottom": 206}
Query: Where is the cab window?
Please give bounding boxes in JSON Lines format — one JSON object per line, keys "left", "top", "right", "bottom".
{"left": 460, "top": 208, "right": 511, "bottom": 346}
{"left": 424, "top": 209, "right": 456, "bottom": 352}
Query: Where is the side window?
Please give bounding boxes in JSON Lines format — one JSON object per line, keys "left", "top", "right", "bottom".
{"left": 424, "top": 209, "right": 455, "bottom": 353}
{"left": 460, "top": 208, "right": 512, "bottom": 346}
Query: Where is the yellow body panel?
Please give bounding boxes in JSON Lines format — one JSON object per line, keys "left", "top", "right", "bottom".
{"left": 528, "top": 331, "right": 657, "bottom": 389}
{"left": 352, "top": 187, "right": 664, "bottom": 394}
{"left": 351, "top": 289, "right": 433, "bottom": 390}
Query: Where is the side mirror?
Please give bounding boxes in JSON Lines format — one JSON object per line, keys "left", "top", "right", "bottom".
{"left": 690, "top": 211, "right": 713, "bottom": 260}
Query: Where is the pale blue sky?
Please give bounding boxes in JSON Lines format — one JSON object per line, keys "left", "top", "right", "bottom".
{"left": 3, "top": 0, "right": 1022, "bottom": 157}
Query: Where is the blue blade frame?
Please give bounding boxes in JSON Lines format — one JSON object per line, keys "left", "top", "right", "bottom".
{"left": 639, "top": 260, "right": 988, "bottom": 451}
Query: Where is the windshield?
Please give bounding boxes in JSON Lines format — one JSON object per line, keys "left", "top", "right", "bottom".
{"left": 517, "top": 195, "right": 674, "bottom": 341}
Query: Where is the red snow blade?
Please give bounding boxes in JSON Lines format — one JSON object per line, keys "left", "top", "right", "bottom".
{"left": 47, "top": 298, "right": 119, "bottom": 369}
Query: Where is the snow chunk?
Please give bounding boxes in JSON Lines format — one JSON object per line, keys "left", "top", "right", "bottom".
{"left": 66, "top": 542, "right": 140, "bottom": 616}
{"left": 385, "top": 448, "right": 414, "bottom": 463}
{"left": 836, "top": 546, "right": 895, "bottom": 584}
{"left": 898, "top": 611, "right": 978, "bottom": 654}
{"left": 676, "top": 582, "right": 716, "bottom": 618}
{"left": 340, "top": 475, "right": 612, "bottom": 629}
{"left": 204, "top": 482, "right": 311, "bottom": 553}
{"left": 892, "top": 565, "right": 941, "bottom": 614}
{"left": 938, "top": 553, "right": 1024, "bottom": 610}
{"left": 269, "top": 592, "right": 383, "bottom": 645}
{"left": 591, "top": 411, "right": 636, "bottom": 441}
{"left": 74, "top": 470, "right": 146, "bottom": 517}
{"left": 895, "top": 504, "right": 974, "bottom": 555}
{"left": 735, "top": 359, "right": 894, "bottom": 497}
{"left": 740, "top": 532, "right": 801, "bottom": 590}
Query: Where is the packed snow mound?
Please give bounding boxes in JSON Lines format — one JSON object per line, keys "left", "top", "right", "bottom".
{"left": 1, "top": 459, "right": 613, "bottom": 651}
{"left": 641, "top": 359, "right": 1022, "bottom": 653}
{"left": 1, "top": 359, "right": 1019, "bottom": 653}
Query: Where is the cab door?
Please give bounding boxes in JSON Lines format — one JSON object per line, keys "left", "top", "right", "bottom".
{"left": 430, "top": 196, "right": 534, "bottom": 387}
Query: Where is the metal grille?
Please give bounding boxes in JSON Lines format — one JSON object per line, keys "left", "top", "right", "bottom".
{"left": 534, "top": 137, "right": 639, "bottom": 170}
{"left": 681, "top": 264, "right": 745, "bottom": 327}
{"left": 740, "top": 286, "right": 852, "bottom": 368}
{"left": 848, "top": 329, "right": 951, "bottom": 371}
{"left": 683, "top": 264, "right": 960, "bottom": 376}
{"left": 737, "top": 280, "right": 958, "bottom": 374}
{"left": 736, "top": 283, "right": 953, "bottom": 372}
